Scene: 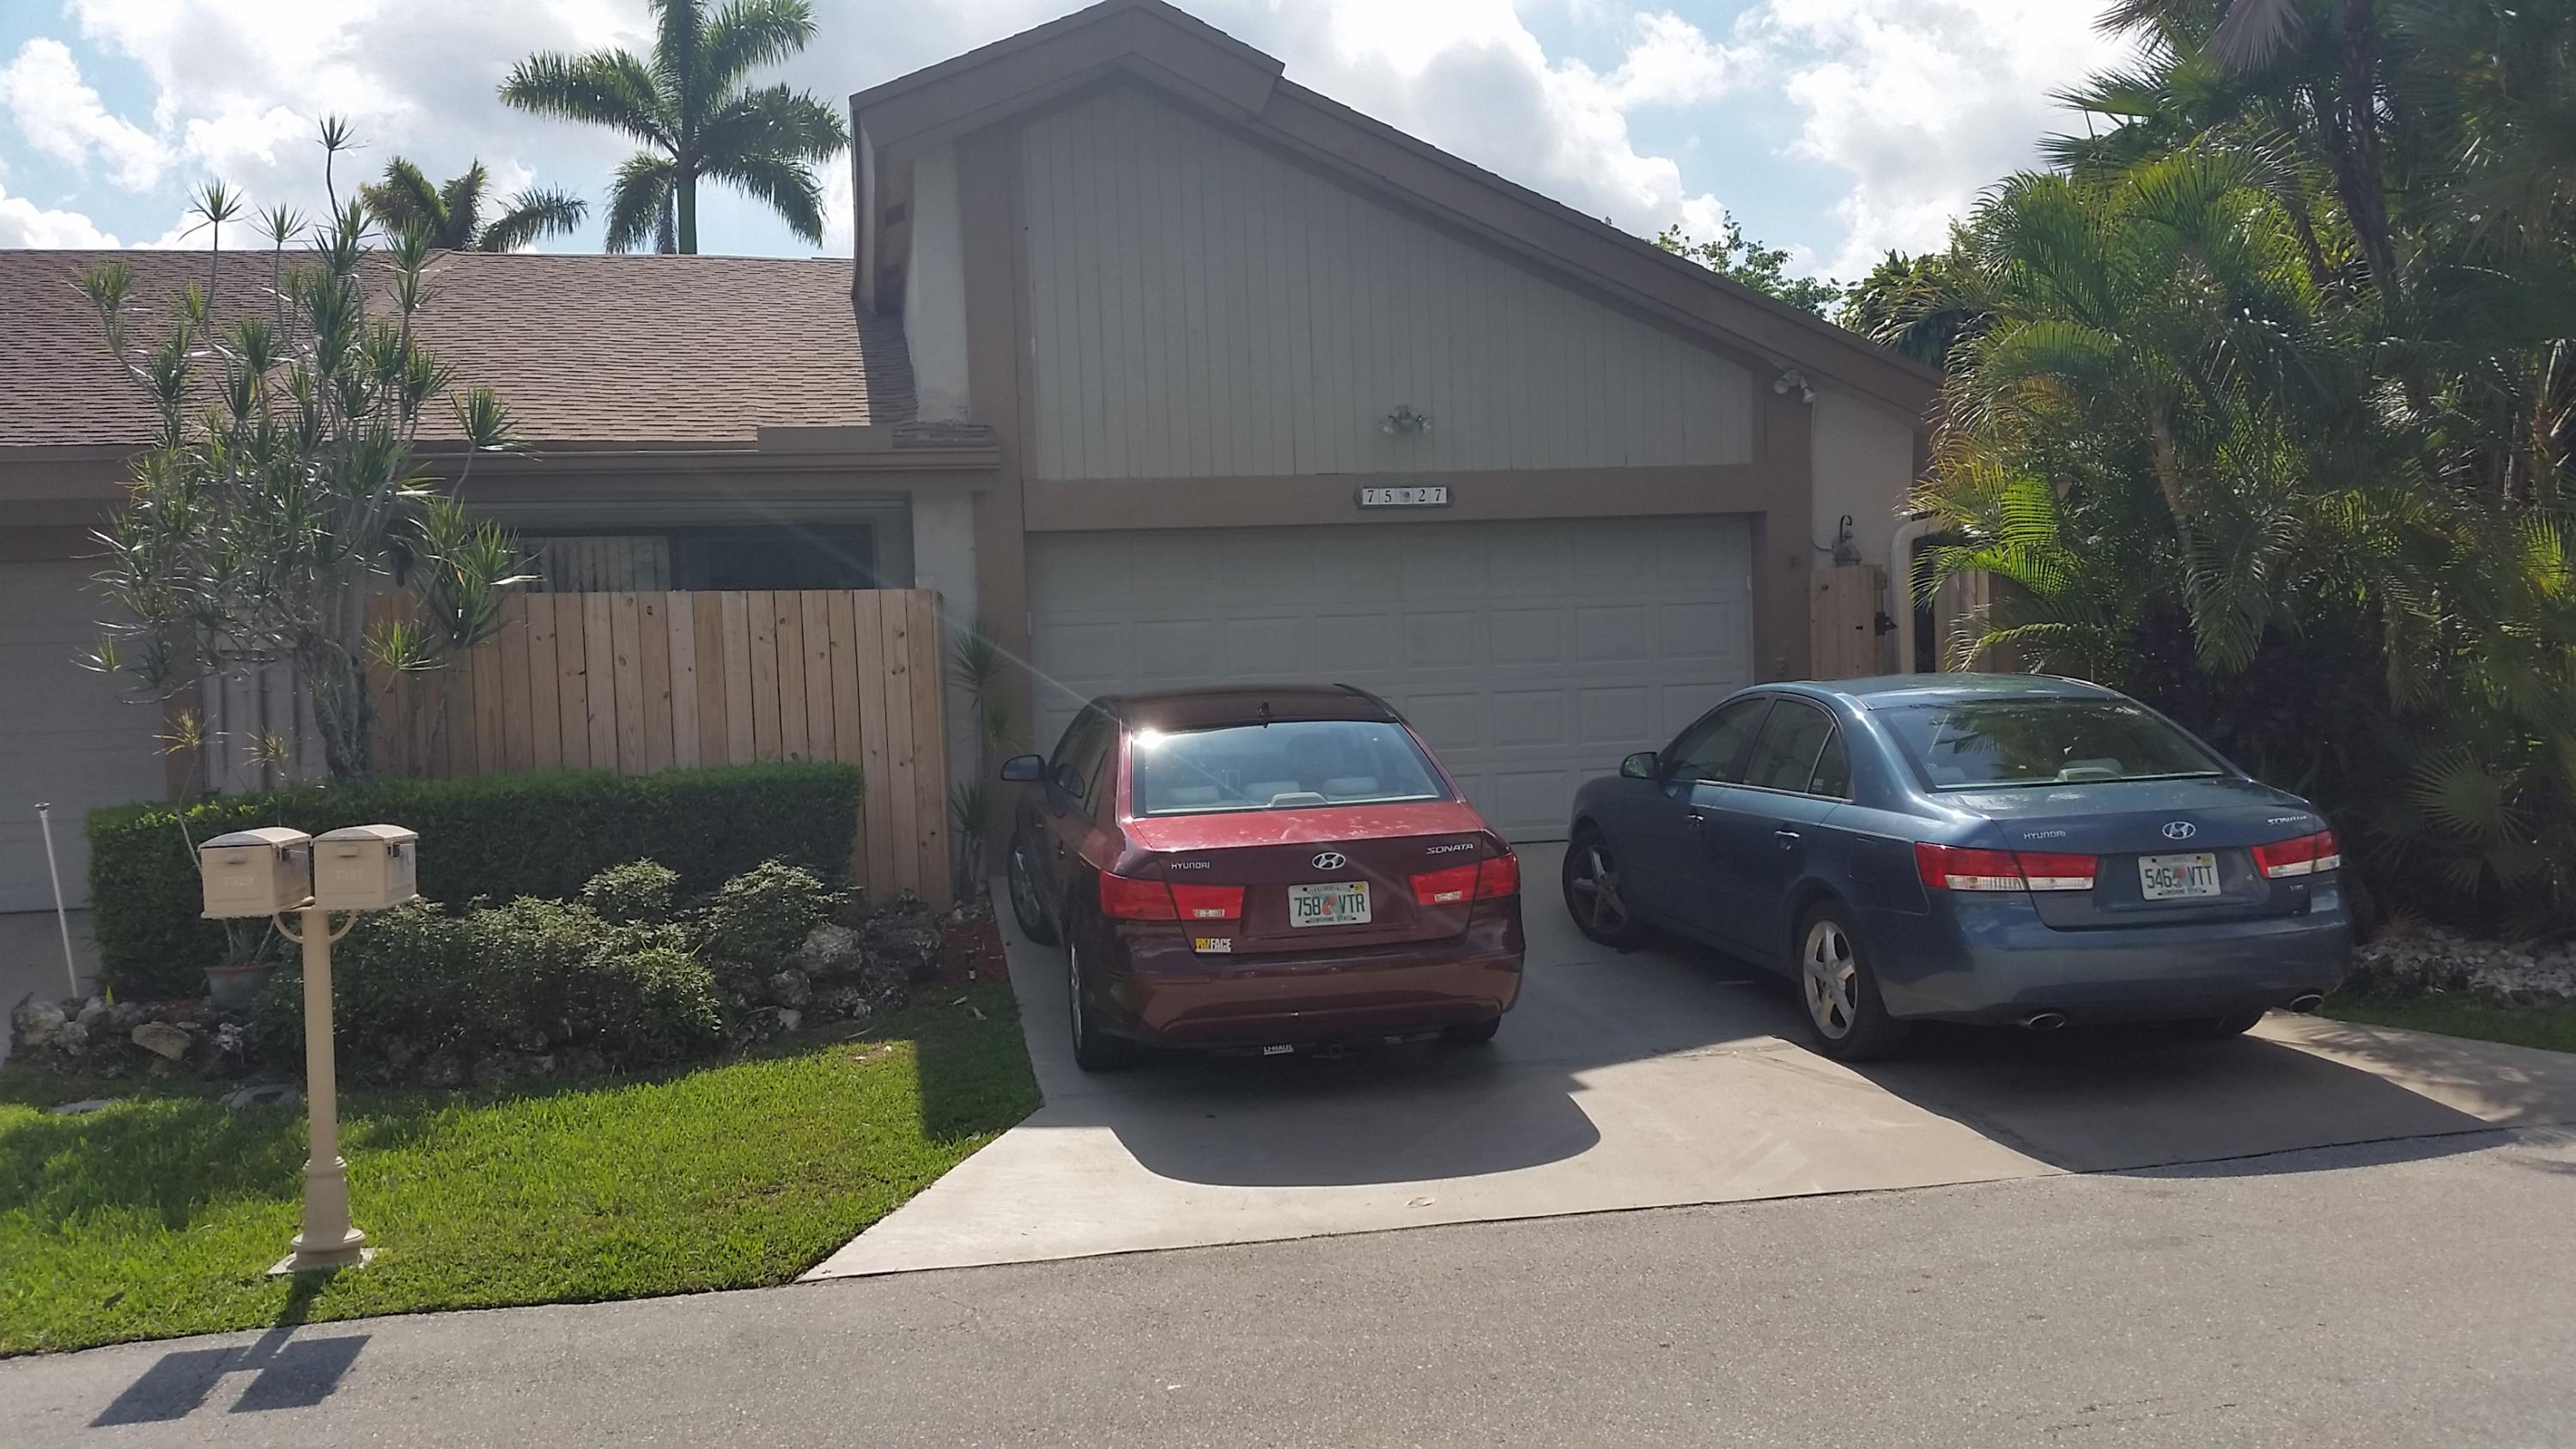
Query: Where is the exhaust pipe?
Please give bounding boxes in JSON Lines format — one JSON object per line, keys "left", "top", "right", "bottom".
{"left": 2020, "top": 1011, "right": 2069, "bottom": 1032}
{"left": 2287, "top": 992, "right": 2325, "bottom": 1014}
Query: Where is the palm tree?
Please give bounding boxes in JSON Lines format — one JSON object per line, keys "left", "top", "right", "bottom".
{"left": 361, "top": 159, "right": 588, "bottom": 252}
{"left": 499, "top": 0, "right": 848, "bottom": 253}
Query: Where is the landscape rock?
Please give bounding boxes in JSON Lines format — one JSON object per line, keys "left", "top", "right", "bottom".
{"left": 471, "top": 1053, "right": 527, "bottom": 1088}
{"left": 418, "top": 1053, "right": 467, "bottom": 1089}
{"left": 221, "top": 1082, "right": 301, "bottom": 1110}
{"left": 14, "top": 997, "right": 67, "bottom": 1050}
{"left": 796, "top": 923, "right": 864, "bottom": 979}
{"left": 746, "top": 1006, "right": 803, "bottom": 1039}
{"left": 131, "top": 1021, "right": 194, "bottom": 1060}
{"left": 811, "top": 984, "right": 876, "bottom": 1023}
{"left": 74, "top": 996, "right": 107, "bottom": 1030}
{"left": 510, "top": 1026, "right": 550, "bottom": 1054}
{"left": 2349, "top": 925, "right": 2576, "bottom": 1004}
{"left": 765, "top": 970, "right": 813, "bottom": 1008}
{"left": 51, "top": 1098, "right": 116, "bottom": 1117}
{"left": 860, "top": 897, "right": 943, "bottom": 984}
{"left": 107, "top": 1001, "right": 154, "bottom": 1032}
{"left": 52, "top": 1020, "right": 89, "bottom": 1055}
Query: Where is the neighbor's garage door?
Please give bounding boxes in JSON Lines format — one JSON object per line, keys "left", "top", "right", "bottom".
{"left": 1025, "top": 516, "right": 1753, "bottom": 841}
{"left": 0, "top": 562, "right": 165, "bottom": 911}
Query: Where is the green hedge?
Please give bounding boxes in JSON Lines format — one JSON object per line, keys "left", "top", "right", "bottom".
{"left": 88, "top": 763, "right": 862, "bottom": 998}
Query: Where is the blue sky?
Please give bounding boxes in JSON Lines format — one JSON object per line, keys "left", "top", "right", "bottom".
{"left": 0, "top": 0, "right": 2133, "bottom": 281}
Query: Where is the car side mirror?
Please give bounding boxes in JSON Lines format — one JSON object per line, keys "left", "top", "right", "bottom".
{"left": 1620, "top": 751, "right": 1660, "bottom": 781}
{"left": 999, "top": 754, "right": 1044, "bottom": 783}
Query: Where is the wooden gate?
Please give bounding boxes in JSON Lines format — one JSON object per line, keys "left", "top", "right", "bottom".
{"left": 367, "top": 588, "right": 950, "bottom": 905}
{"left": 1809, "top": 564, "right": 1889, "bottom": 679}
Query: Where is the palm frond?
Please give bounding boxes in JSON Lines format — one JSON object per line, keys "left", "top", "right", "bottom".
{"left": 476, "top": 186, "right": 589, "bottom": 252}
{"left": 501, "top": 49, "right": 671, "bottom": 149}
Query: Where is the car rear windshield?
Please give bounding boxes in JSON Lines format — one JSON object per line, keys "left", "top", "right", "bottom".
{"left": 1131, "top": 719, "right": 1450, "bottom": 816}
{"left": 1883, "top": 698, "right": 2227, "bottom": 789}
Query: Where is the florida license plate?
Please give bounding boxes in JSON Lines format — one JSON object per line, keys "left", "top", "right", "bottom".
{"left": 2139, "top": 852, "right": 2221, "bottom": 901}
{"left": 1288, "top": 881, "right": 1370, "bottom": 928}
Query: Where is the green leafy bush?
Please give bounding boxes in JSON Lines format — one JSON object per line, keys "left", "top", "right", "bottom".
{"left": 692, "top": 861, "right": 833, "bottom": 984}
{"left": 90, "top": 762, "right": 860, "bottom": 997}
{"left": 580, "top": 860, "right": 680, "bottom": 925}
{"left": 255, "top": 896, "right": 722, "bottom": 1074}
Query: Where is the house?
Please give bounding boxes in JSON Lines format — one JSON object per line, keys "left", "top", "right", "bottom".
{"left": 0, "top": 0, "right": 1935, "bottom": 911}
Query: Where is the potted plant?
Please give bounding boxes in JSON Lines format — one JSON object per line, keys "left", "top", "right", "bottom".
{"left": 206, "top": 922, "right": 284, "bottom": 1010}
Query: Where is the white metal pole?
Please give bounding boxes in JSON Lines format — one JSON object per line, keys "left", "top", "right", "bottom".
{"left": 34, "top": 804, "right": 79, "bottom": 1000}
{"left": 276, "top": 904, "right": 368, "bottom": 1275}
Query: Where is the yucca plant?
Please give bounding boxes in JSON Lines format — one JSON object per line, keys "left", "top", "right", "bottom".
{"left": 80, "top": 117, "right": 531, "bottom": 782}
{"left": 946, "top": 619, "right": 1021, "bottom": 892}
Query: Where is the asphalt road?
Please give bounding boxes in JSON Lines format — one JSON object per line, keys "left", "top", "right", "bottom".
{"left": 9, "top": 1126, "right": 2572, "bottom": 1448}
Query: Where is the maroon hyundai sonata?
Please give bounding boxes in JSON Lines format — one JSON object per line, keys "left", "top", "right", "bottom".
{"left": 1000, "top": 685, "right": 1526, "bottom": 1070}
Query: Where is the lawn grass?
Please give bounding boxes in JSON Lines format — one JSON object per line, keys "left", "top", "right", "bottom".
{"left": 0, "top": 983, "right": 1036, "bottom": 1355}
{"left": 2321, "top": 992, "right": 2576, "bottom": 1056}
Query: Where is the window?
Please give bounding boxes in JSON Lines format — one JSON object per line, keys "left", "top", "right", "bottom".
{"left": 1132, "top": 720, "right": 1449, "bottom": 816}
{"left": 1049, "top": 707, "right": 1115, "bottom": 817}
{"left": 1665, "top": 698, "right": 1770, "bottom": 783}
{"left": 1742, "top": 702, "right": 1838, "bottom": 793}
{"left": 1808, "top": 728, "right": 1851, "bottom": 799}
{"left": 672, "top": 526, "right": 879, "bottom": 590}
{"left": 1883, "top": 699, "right": 2227, "bottom": 789}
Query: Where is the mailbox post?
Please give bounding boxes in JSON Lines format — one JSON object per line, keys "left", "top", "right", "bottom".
{"left": 200, "top": 823, "right": 420, "bottom": 1275}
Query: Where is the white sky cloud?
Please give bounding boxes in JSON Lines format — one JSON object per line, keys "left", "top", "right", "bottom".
{"left": 0, "top": 38, "right": 170, "bottom": 190}
{"left": 0, "top": 180, "right": 120, "bottom": 246}
{"left": 0, "top": 0, "right": 2129, "bottom": 277}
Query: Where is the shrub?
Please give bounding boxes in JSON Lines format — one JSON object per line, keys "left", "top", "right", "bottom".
{"left": 90, "top": 762, "right": 860, "bottom": 996}
{"left": 580, "top": 861, "right": 680, "bottom": 925}
{"left": 255, "top": 896, "right": 722, "bottom": 1075}
{"left": 692, "top": 861, "right": 833, "bottom": 984}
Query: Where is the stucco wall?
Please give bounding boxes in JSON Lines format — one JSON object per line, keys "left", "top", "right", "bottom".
{"left": 1811, "top": 384, "right": 1922, "bottom": 581}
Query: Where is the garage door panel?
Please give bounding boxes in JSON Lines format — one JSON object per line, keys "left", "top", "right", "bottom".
{"left": 0, "top": 562, "right": 167, "bottom": 910}
{"left": 1026, "top": 517, "right": 1753, "bottom": 842}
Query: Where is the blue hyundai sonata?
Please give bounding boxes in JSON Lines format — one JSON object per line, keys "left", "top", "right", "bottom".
{"left": 1563, "top": 675, "right": 2351, "bottom": 1060}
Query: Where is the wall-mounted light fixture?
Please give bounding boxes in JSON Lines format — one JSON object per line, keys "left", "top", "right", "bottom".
{"left": 1380, "top": 404, "right": 1433, "bottom": 436}
{"left": 1772, "top": 368, "right": 1815, "bottom": 404}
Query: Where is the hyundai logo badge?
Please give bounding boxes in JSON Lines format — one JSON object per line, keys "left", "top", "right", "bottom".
{"left": 2161, "top": 821, "right": 2197, "bottom": 841}
{"left": 1312, "top": 851, "right": 1348, "bottom": 870}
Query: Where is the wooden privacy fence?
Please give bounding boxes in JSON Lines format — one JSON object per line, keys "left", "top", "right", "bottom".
{"left": 368, "top": 588, "right": 951, "bottom": 906}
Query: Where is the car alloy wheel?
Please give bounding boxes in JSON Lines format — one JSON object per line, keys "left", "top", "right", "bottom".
{"left": 1007, "top": 840, "right": 1056, "bottom": 945}
{"left": 1801, "top": 918, "right": 1860, "bottom": 1040}
{"left": 1564, "top": 832, "right": 1652, "bottom": 947}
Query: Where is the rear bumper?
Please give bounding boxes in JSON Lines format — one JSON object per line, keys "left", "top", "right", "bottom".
{"left": 1097, "top": 905, "right": 1525, "bottom": 1047}
{"left": 1865, "top": 881, "right": 2353, "bottom": 1026}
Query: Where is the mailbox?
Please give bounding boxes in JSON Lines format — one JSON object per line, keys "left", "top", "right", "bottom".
{"left": 312, "top": 824, "right": 420, "bottom": 911}
{"left": 200, "top": 827, "right": 313, "bottom": 918}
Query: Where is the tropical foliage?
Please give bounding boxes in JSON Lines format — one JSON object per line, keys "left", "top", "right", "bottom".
{"left": 499, "top": 0, "right": 848, "bottom": 253}
{"left": 1652, "top": 215, "right": 1845, "bottom": 317}
{"left": 1880, "top": 0, "right": 2576, "bottom": 934}
{"left": 361, "top": 158, "right": 587, "bottom": 252}
{"left": 77, "top": 119, "right": 531, "bottom": 783}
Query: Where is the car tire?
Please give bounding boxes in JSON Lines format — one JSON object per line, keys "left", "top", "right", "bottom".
{"left": 1793, "top": 903, "right": 1911, "bottom": 1062}
{"left": 1563, "top": 829, "right": 1656, "bottom": 949}
{"left": 2187, "top": 1007, "right": 2268, "bottom": 1039}
{"left": 1006, "top": 834, "right": 1059, "bottom": 947}
{"left": 1066, "top": 941, "right": 1139, "bottom": 1072}
{"left": 1441, "top": 1016, "right": 1502, "bottom": 1045}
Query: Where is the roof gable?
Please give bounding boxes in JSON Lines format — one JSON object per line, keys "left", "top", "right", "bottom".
{"left": 850, "top": 0, "right": 1937, "bottom": 420}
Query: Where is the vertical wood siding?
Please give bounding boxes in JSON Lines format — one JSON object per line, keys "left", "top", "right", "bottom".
{"left": 1020, "top": 86, "right": 1755, "bottom": 481}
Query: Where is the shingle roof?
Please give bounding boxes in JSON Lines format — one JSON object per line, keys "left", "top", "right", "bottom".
{"left": 0, "top": 250, "right": 917, "bottom": 449}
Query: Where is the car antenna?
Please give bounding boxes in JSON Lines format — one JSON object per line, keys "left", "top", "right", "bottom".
{"left": 1258, "top": 699, "right": 1273, "bottom": 727}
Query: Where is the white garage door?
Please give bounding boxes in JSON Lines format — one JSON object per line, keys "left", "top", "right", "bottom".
{"left": 1025, "top": 515, "right": 1753, "bottom": 841}
{"left": 0, "top": 562, "right": 166, "bottom": 911}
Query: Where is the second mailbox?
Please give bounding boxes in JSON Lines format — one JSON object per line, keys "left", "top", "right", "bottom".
{"left": 312, "top": 825, "right": 420, "bottom": 911}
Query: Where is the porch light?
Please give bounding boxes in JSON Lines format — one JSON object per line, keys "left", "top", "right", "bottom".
{"left": 1380, "top": 404, "right": 1433, "bottom": 435}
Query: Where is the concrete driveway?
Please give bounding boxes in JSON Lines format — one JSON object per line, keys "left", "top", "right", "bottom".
{"left": 807, "top": 843, "right": 2576, "bottom": 1279}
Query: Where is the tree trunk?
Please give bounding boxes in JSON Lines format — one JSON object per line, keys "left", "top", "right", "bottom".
{"left": 677, "top": 169, "right": 698, "bottom": 255}
{"left": 2332, "top": 0, "right": 2401, "bottom": 314}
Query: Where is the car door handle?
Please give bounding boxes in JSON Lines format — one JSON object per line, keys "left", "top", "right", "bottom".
{"left": 1054, "top": 840, "right": 1068, "bottom": 858}
{"left": 1774, "top": 829, "right": 1801, "bottom": 850}
{"left": 1685, "top": 812, "right": 1705, "bottom": 830}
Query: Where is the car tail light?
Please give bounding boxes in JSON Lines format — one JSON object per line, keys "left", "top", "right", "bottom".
{"left": 1913, "top": 843, "right": 2096, "bottom": 892}
{"left": 2251, "top": 829, "right": 2342, "bottom": 880}
{"left": 1411, "top": 853, "right": 1520, "bottom": 905}
{"left": 1098, "top": 871, "right": 1177, "bottom": 920}
{"left": 1411, "top": 862, "right": 1479, "bottom": 904}
{"left": 1168, "top": 882, "right": 1245, "bottom": 921}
